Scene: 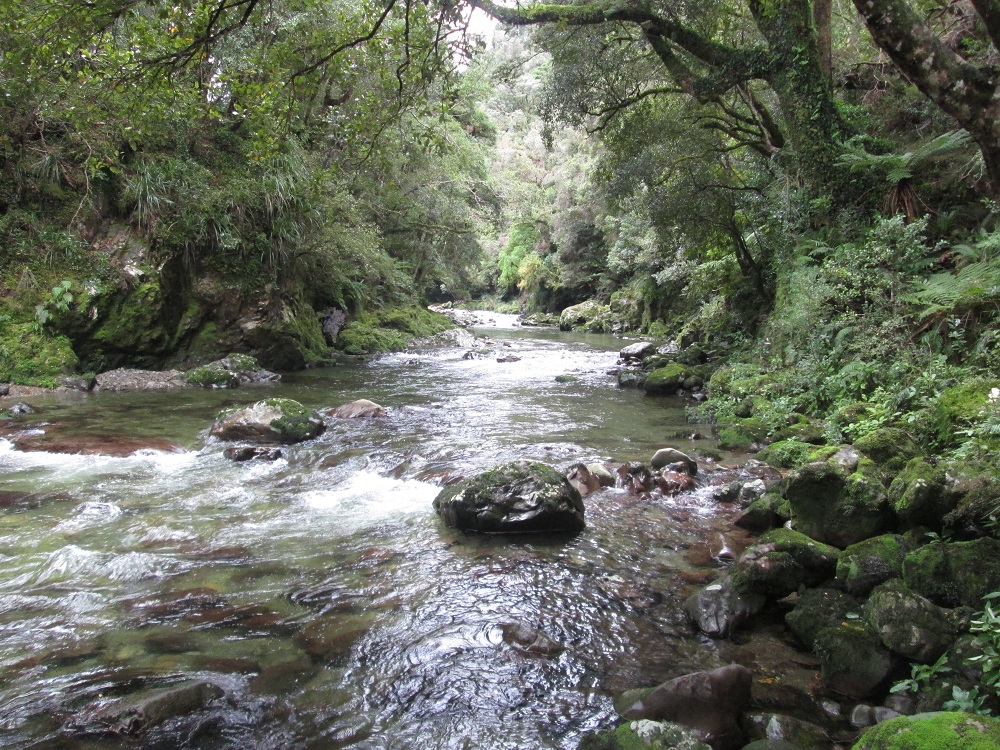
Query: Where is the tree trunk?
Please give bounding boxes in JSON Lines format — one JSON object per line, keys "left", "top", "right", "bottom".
{"left": 814, "top": 0, "right": 833, "bottom": 81}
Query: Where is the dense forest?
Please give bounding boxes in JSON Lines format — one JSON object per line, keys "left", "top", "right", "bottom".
{"left": 5, "top": 0, "right": 1000, "bottom": 745}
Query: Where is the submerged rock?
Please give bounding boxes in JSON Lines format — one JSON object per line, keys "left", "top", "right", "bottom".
{"left": 224, "top": 446, "right": 283, "bottom": 462}
{"left": 67, "top": 680, "right": 223, "bottom": 736}
{"left": 500, "top": 623, "right": 564, "bottom": 656}
{"left": 432, "top": 461, "right": 585, "bottom": 534}
{"left": 210, "top": 398, "right": 325, "bottom": 444}
{"left": 619, "top": 664, "right": 753, "bottom": 750}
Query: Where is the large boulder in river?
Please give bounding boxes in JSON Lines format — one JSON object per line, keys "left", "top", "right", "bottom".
{"left": 559, "top": 299, "right": 612, "bottom": 332}
{"left": 618, "top": 664, "right": 753, "bottom": 750}
{"left": 185, "top": 354, "right": 280, "bottom": 389}
{"left": 731, "top": 528, "right": 840, "bottom": 598}
{"left": 619, "top": 341, "right": 656, "bottom": 361}
{"left": 432, "top": 461, "right": 585, "bottom": 534}
{"left": 325, "top": 399, "right": 387, "bottom": 419}
{"left": 835, "top": 534, "right": 910, "bottom": 597}
{"left": 210, "top": 398, "right": 325, "bottom": 444}
{"left": 650, "top": 447, "right": 698, "bottom": 475}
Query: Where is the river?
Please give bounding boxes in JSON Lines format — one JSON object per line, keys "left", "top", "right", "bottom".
{"left": 0, "top": 316, "right": 763, "bottom": 749}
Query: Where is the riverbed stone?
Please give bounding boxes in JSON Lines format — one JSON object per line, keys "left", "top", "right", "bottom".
{"left": 559, "top": 299, "right": 612, "bottom": 332}
{"left": 814, "top": 621, "right": 895, "bottom": 698}
{"left": 326, "top": 399, "right": 387, "bottom": 419}
{"left": 902, "top": 537, "right": 1000, "bottom": 608}
{"left": 432, "top": 461, "right": 585, "bottom": 534}
{"left": 224, "top": 446, "right": 283, "bottom": 462}
{"left": 887, "top": 457, "right": 953, "bottom": 529}
{"left": 785, "top": 586, "right": 859, "bottom": 650}
{"left": 620, "top": 341, "right": 656, "bottom": 361}
{"left": 619, "top": 664, "right": 752, "bottom": 750}
{"left": 733, "top": 496, "right": 782, "bottom": 532}
{"left": 862, "top": 579, "right": 958, "bottom": 662}
{"left": 94, "top": 368, "right": 189, "bottom": 391}
{"left": 566, "top": 463, "right": 603, "bottom": 496}
{"left": 851, "top": 711, "right": 1000, "bottom": 750}
{"left": 783, "top": 461, "right": 893, "bottom": 548}
{"left": 210, "top": 398, "right": 325, "bottom": 444}
{"left": 71, "top": 680, "right": 224, "bottom": 736}
{"left": 616, "top": 462, "right": 656, "bottom": 495}
{"left": 731, "top": 528, "right": 840, "bottom": 598}
{"left": 650, "top": 447, "right": 697, "bottom": 475}
{"left": 684, "top": 573, "right": 766, "bottom": 638}
{"left": 500, "top": 623, "right": 564, "bottom": 656}
{"left": 579, "top": 720, "right": 711, "bottom": 750}
{"left": 741, "top": 713, "right": 830, "bottom": 750}
{"left": 836, "top": 535, "right": 910, "bottom": 597}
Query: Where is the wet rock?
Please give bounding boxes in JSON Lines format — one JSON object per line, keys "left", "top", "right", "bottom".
{"left": 10, "top": 431, "right": 186, "bottom": 456}
{"left": 70, "top": 680, "right": 224, "bottom": 736}
{"left": 814, "top": 621, "right": 895, "bottom": 698}
{"left": 432, "top": 461, "right": 585, "bottom": 534}
{"left": 835, "top": 534, "right": 910, "bottom": 597}
{"left": 586, "top": 463, "right": 616, "bottom": 487}
{"left": 903, "top": 537, "right": 1000, "bottom": 608}
{"left": 566, "top": 463, "right": 603, "bottom": 496}
{"left": 249, "top": 655, "right": 316, "bottom": 695}
{"left": 496, "top": 354, "right": 521, "bottom": 363}
{"left": 620, "top": 341, "right": 656, "bottom": 361}
{"left": 144, "top": 632, "right": 197, "bottom": 654}
{"left": 741, "top": 713, "right": 830, "bottom": 749}
{"left": 186, "top": 353, "right": 281, "bottom": 388}
{"left": 210, "top": 398, "right": 325, "bottom": 444}
{"left": 326, "top": 399, "right": 387, "bottom": 419}
{"left": 863, "top": 579, "right": 959, "bottom": 662}
{"left": 733, "top": 496, "right": 782, "bottom": 533}
{"left": 685, "top": 574, "right": 766, "bottom": 638}
{"left": 736, "top": 478, "right": 767, "bottom": 507}
{"left": 785, "top": 587, "right": 859, "bottom": 650}
{"left": 850, "top": 703, "right": 876, "bottom": 728}
{"left": 783, "top": 461, "right": 893, "bottom": 548}
{"left": 617, "top": 368, "right": 646, "bottom": 388}
{"left": 9, "top": 401, "right": 35, "bottom": 415}
{"left": 882, "top": 692, "right": 916, "bottom": 716}
{"left": 873, "top": 706, "right": 902, "bottom": 723}
{"left": 731, "top": 528, "right": 840, "bottom": 598}
{"left": 410, "top": 328, "right": 477, "bottom": 348}
{"left": 94, "top": 368, "right": 189, "bottom": 391}
{"left": 706, "top": 481, "right": 742, "bottom": 504}
{"left": 650, "top": 448, "right": 697, "bottom": 475}
{"left": 57, "top": 375, "right": 94, "bottom": 391}
{"left": 852, "top": 711, "right": 1000, "bottom": 750}
{"left": 223, "top": 446, "right": 283, "bottom": 462}
{"left": 500, "top": 623, "right": 564, "bottom": 657}
{"left": 619, "top": 664, "right": 752, "bottom": 750}
{"left": 195, "top": 655, "right": 261, "bottom": 674}
{"left": 616, "top": 462, "right": 656, "bottom": 495}
{"left": 658, "top": 470, "right": 696, "bottom": 495}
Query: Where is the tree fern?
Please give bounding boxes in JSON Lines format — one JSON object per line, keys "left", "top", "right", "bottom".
{"left": 907, "top": 260, "right": 1000, "bottom": 318}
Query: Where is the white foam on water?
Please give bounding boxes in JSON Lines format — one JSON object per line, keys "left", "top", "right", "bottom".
{"left": 35, "top": 544, "right": 175, "bottom": 584}
{"left": 300, "top": 471, "right": 439, "bottom": 530}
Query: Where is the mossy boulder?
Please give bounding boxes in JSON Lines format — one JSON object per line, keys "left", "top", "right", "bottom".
{"left": 0, "top": 323, "right": 79, "bottom": 387}
{"left": 733, "top": 495, "right": 784, "bottom": 533}
{"left": 756, "top": 439, "right": 814, "bottom": 469}
{"left": 578, "top": 720, "right": 711, "bottom": 750}
{"left": 945, "top": 476, "right": 1000, "bottom": 535}
{"left": 186, "top": 354, "right": 280, "bottom": 389}
{"left": 783, "top": 462, "right": 893, "bottom": 548}
{"left": 888, "top": 457, "right": 953, "bottom": 530}
{"left": 854, "top": 428, "right": 920, "bottom": 478}
{"left": 559, "top": 299, "right": 612, "bottom": 332}
{"left": 432, "top": 461, "right": 585, "bottom": 534}
{"left": 336, "top": 306, "right": 453, "bottom": 355}
{"left": 684, "top": 573, "right": 766, "bottom": 638}
{"left": 862, "top": 579, "right": 958, "bottom": 662}
{"left": 902, "top": 537, "right": 1000, "bottom": 608}
{"left": 731, "top": 528, "right": 840, "bottom": 598}
{"left": 813, "top": 620, "right": 896, "bottom": 697}
{"left": 771, "top": 421, "right": 826, "bottom": 445}
{"left": 716, "top": 418, "right": 769, "bottom": 450}
{"left": 836, "top": 535, "right": 910, "bottom": 597}
{"left": 852, "top": 711, "right": 1000, "bottom": 750}
{"left": 186, "top": 365, "right": 239, "bottom": 388}
{"left": 642, "top": 364, "right": 699, "bottom": 395}
{"left": 210, "top": 398, "right": 325, "bottom": 444}
{"left": 785, "top": 586, "right": 860, "bottom": 650}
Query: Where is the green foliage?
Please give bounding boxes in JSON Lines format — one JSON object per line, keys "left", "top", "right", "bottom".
{"left": 0, "top": 323, "right": 79, "bottom": 387}
{"left": 336, "top": 306, "right": 452, "bottom": 355}
{"left": 34, "top": 280, "right": 74, "bottom": 327}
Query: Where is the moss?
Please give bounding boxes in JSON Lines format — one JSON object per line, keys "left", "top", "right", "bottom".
{"left": 854, "top": 427, "right": 920, "bottom": 478}
{"left": 903, "top": 537, "right": 1000, "bottom": 608}
{"left": 642, "top": 363, "right": 690, "bottom": 394}
{"left": 336, "top": 306, "right": 452, "bottom": 355}
{"left": 929, "top": 379, "right": 995, "bottom": 446}
{"left": 731, "top": 527, "right": 840, "bottom": 596}
{"left": 186, "top": 365, "right": 239, "bottom": 388}
{"left": 772, "top": 421, "right": 826, "bottom": 445}
{"left": 785, "top": 586, "right": 859, "bottom": 649}
{"left": 852, "top": 712, "right": 1000, "bottom": 750}
{"left": 0, "top": 323, "right": 79, "bottom": 387}
{"left": 757, "top": 439, "right": 814, "bottom": 468}
{"left": 814, "top": 620, "right": 894, "bottom": 698}
{"left": 836, "top": 535, "right": 909, "bottom": 596}
{"left": 888, "top": 457, "right": 953, "bottom": 529}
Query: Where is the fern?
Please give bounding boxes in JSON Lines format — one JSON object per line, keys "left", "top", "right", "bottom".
{"left": 907, "top": 260, "right": 1000, "bottom": 318}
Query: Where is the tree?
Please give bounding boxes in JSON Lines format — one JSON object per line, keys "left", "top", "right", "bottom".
{"left": 470, "top": 0, "right": 854, "bottom": 197}
{"left": 850, "top": 0, "right": 1000, "bottom": 201}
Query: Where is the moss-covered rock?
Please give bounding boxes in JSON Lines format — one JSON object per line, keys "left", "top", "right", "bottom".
{"left": 862, "top": 579, "right": 958, "bottom": 662}
{"left": 888, "top": 457, "right": 953, "bottom": 530}
{"left": 210, "top": 398, "right": 325, "bottom": 444}
{"left": 784, "top": 461, "right": 893, "bottom": 548}
{"left": 813, "top": 620, "right": 895, "bottom": 697}
{"left": 852, "top": 711, "right": 1000, "bottom": 750}
{"left": 559, "top": 299, "right": 612, "bottom": 332}
{"left": 432, "top": 461, "right": 585, "bottom": 534}
{"left": 684, "top": 573, "right": 766, "bottom": 638}
{"left": 336, "top": 306, "right": 453, "bottom": 355}
{"left": 733, "top": 495, "right": 784, "bottom": 533}
{"left": 731, "top": 528, "right": 840, "bottom": 598}
{"left": 578, "top": 720, "right": 711, "bottom": 750}
{"left": 0, "top": 323, "right": 78, "bottom": 387}
{"left": 945, "top": 475, "right": 1000, "bottom": 536}
{"left": 716, "top": 417, "right": 770, "bottom": 450}
{"left": 854, "top": 428, "right": 920, "bottom": 478}
{"left": 642, "top": 364, "right": 693, "bottom": 395}
{"left": 186, "top": 365, "right": 240, "bottom": 388}
{"left": 772, "top": 421, "right": 826, "bottom": 445}
{"left": 902, "top": 537, "right": 1000, "bottom": 608}
{"left": 185, "top": 354, "right": 279, "bottom": 388}
{"left": 756, "top": 439, "right": 814, "bottom": 469}
{"left": 836, "top": 535, "right": 910, "bottom": 597}
{"left": 785, "top": 586, "right": 860, "bottom": 650}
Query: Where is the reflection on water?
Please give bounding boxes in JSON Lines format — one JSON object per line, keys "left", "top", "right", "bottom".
{"left": 0, "top": 324, "right": 739, "bottom": 749}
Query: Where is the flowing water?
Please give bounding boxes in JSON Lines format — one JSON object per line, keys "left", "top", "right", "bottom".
{"left": 0, "top": 317, "right": 756, "bottom": 749}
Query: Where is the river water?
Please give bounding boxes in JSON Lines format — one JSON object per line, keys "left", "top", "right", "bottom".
{"left": 0, "top": 317, "right": 755, "bottom": 749}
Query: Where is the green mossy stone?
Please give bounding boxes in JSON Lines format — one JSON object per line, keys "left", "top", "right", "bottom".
{"left": 854, "top": 428, "right": 920, "bottom": 478}
{"left": 772, "top": 421, "right": 826, "bottom": 445}
{"left": 903, "top": 537, "right": 1000, "bottom": 608}
{"left": 186, "top": 365, "right": 239, "bottom": 388}
{"left": 731, "top": 528, "right": 840, "bottom": 597}
{"left": 814, "top": 620, "right": 895, "bottom": 698}
{"left": 642, "top": 364, "right": 690, "bottom": 395}
{"left": 888, "top": 457, "right": 953, "bottom": 530}
{"left": 0, "top": 323, "right": 78, "bottom": 387}
{"left": 336, "top": 306, "right": 452, "bottom": 355}
{"left": 579, "top": 720, "right": 711, "bottom": 750}
{"left": 757, "top": 439, "right": 814, "bottom": 468}
{"left": 862, "top": 579, "right": 958, "bottom": 662}
{"left": 851, "top": 711, "right": 1000, "bottom": 750}
{"left": 836, "top": 535, "right": 909, "bottom": 597}
{"left": 785, "top": 586, "right": 859, "bottom": 650}
{"left": 559, "top": 299, "right": 611, "bottom": 332}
